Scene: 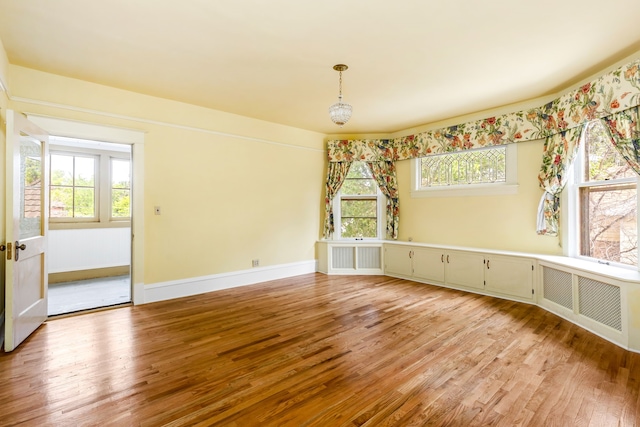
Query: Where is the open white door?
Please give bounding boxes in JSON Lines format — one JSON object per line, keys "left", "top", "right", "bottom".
{"left": 3, "top": 110, "right": 49, "bottom": 351}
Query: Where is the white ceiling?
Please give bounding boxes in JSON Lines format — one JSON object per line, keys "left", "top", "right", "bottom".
{"left": 1, "top": 0, "right": 640, "bottom": 135}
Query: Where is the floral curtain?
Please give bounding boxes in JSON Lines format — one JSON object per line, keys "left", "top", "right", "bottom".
{"left": 325, "top": 58, "right": 640, "bottom": 239}
{"left": 601, "top": 106, "right": 640, "bottom": 175}
{"left": 327, "top": 58, "right": 640, "bottom": 163}
{"left": 323, "top": 161, "right": 352, "bottom": 239}
{"left": 367, "top": 161, "right": 399, "bottom": 239}
{"left": 536, "top": 127, "right": 583, "bottom": 236}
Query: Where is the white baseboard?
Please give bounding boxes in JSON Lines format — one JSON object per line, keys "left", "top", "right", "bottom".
{"left": 142, "top": 260, "right": 317, "bottom": 304}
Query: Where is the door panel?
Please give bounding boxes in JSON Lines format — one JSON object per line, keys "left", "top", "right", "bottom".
{"left": 4, "top": 110, "right": 49, "bottom": 351}
{"left": 485, "top": 255, "right": 534, "bottom": 299}
{"left": 445, "top": 250, "right": 485, "bottom": 290}
{"left": 412, "top": 247, "right": 445, "bottom": 283}
{"left": 384, "top": 245, "right": 411, "bottom": 276}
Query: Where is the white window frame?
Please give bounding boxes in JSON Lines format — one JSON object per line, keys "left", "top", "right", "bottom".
{"left": 332, "top": 162, "right": 386, "bottom": 240}
{"left": 49, "top": 151, "right": 100, "bottom": 222}
{"left": 410, "top": 144, "right": 518, "bottom": 198}
{"left": 564, "top": 126, "right": 640, "bottom": 271}
{"left": 49, "top": 137, "right": 131, "bottom": 229}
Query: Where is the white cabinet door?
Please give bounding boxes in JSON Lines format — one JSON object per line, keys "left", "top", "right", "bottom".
{"left": 384, "top": 245, "right": 412, "bottom": 276}
{"left": 445, "top": 250, "right": 485, "bottom": 290}
{"left": 412, "top": 247, "right": 445, "bottom": 283}
{"left": 485, "top": 255, "right": 534, "bottom": 299}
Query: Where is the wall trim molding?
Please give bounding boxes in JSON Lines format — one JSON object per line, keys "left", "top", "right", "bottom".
{"left": 142, "top": 260, "right": 317, "bottom": 304}
{"left": 12, "top": 96, "right": 324, "bottom": 153}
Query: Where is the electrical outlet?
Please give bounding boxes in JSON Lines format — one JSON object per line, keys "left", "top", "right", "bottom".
{"left": 252, "top": 259, "right": 259, "bottom": 267}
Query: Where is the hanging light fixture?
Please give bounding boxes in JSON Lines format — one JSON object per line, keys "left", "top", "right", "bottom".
{"left": 328, "top": 64, "right": 352, "bottom": 127}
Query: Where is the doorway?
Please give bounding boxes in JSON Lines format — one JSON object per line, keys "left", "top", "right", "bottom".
{"left": 46, "top": 135, "right": 132, "bottom": 316}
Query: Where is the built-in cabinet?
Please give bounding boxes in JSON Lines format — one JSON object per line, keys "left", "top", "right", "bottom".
{"left": 384, "top": 244, "right": 535, "bottom": 301}
{"left": 384, "top": 245, "right": 445, "bottom": 283}
{"left": 317, "top": 240, "right": 640, "bottom": 352}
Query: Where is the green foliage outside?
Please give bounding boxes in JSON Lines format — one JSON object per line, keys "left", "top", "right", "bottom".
{"left": 49, "top": 154, "right": 130, "bottom": 219}
{"left": 112, "top": 189, "right": 130, "bottom": 217}
{"left": 24, "top": 157, "right": 42, "bottom": 186}
{"left": 421, "top": 147, "right": 506, "bottom": 187}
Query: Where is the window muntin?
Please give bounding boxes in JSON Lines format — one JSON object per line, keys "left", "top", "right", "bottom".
{"left": 574, "top": 121, "right": 638, "bottom": 268}
{"left": 333, "top": 162, "right": 385, "bottom": 239}
{"left": 49, "top": 143, "right": 131, "bottom": 226}
{"left": 50, "top": 153, "right": 97, "bottom": 219}
{"left": 420, "top": 145, "right": 506, "bottom": 187}
{"left": 411, "top": 144, "right": 517, "bottom": 198}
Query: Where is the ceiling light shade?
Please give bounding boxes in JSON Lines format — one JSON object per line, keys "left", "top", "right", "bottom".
{"left": 329, "top": 64, "right": 352, "bottom": 127}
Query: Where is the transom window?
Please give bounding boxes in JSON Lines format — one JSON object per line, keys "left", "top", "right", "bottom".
{"left": 411, "top": 144, "right": 517, "bottom": 197}
{"left": 333, "top": 162, "right": 385, "bottom": 239}
{"left": 569, "top": 120, "right": 638, "bottom": 268}
{"left": 420, "top": 145, "right": 506, "bottom": 186}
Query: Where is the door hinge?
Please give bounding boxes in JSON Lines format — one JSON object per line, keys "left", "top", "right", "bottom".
{"left": 532, "top": 265, "right": 534, "bottom": 271}
{"left": 532, "top": 289, "right": 535, "bottom": 295}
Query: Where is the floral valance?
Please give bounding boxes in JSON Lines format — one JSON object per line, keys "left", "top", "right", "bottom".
{"left": 327, "top": 58, "right": 640, "bottom": 162}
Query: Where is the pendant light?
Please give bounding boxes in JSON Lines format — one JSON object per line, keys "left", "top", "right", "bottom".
{"left": 328, "top": 64, "right": 352, "bottom": 127}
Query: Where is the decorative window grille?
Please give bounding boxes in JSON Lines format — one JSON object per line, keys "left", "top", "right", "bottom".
{"left": 420, "top": 146, "right": 506, "bottom": 187}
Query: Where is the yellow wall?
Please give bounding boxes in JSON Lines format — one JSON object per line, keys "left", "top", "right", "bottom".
{"left": 7, "top": 65, "right": 326, "bottom": 285}
{"left": 394, "top": 138, "right": 561, "bottom": 255}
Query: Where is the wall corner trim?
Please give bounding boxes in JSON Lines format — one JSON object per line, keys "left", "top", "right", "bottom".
{"left": 142, "top": 260, "right": 317, "bottom": 304}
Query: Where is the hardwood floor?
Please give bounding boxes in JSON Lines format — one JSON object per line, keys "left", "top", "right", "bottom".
{"left": 1, "top": 273, "right": 639, "bottom": 426}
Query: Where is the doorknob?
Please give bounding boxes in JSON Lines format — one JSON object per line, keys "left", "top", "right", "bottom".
{"left": 15, "top": 241, "right": 26, "bottom": 261}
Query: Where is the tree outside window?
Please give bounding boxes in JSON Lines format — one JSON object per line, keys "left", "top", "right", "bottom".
{"left": 578, "top": 121, "right": 638, "bottom": 267}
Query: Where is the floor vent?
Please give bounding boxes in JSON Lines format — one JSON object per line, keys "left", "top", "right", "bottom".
{"left": 542, "top": 266, "right": 573, "bottom": 310}
{"left": 578, "top": 276, "right": 622, "bottom": 332}
{"left": 357, "top": 247, "right": 381, "bottom": 269}
{"left": 332, "top": 247, "right": 354, "bottom": 269}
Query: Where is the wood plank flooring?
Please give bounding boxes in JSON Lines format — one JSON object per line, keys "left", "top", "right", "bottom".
{"left": 1, "top": 273, "right": 639, "bottom": 426}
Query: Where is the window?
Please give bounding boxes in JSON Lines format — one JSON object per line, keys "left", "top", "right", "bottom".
{"left": 111, "top": 158, "right": 131, "bottom": 218}
{"left": 332, "top": 162, "right": 385, "bottom": 239}
{"left": 568, "top": 121, "right": 638, "bottom": 268}
{"left": 50, "top": 154, "right": 97, "bottom": 219}
{"left": 411, "top": 144, "right": 518, "bottom": 197}
{"left": 49, "top": 137, "right": 131, "bottom": 227}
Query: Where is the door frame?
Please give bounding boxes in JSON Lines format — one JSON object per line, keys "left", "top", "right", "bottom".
{"left": 26, "top": 115, "right": 145, "bottom": 304}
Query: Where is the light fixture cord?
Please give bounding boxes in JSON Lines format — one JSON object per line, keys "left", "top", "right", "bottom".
{"left": 338, "top": 70, "right": 343, "bottom": 99}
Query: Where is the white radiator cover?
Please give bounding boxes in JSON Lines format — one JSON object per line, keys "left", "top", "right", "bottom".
{"left": 540, "top": 263, "right": 626, "bottom": 346}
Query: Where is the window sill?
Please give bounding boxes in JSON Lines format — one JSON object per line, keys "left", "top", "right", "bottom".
{"left": 537, "top": 254, "right": 640, "bottom": 284}
{"left": 49, "top": 221, "right": 131, "bottom": 230}
{"left": 410, "top": 184, "right": 519, "bottom": 198}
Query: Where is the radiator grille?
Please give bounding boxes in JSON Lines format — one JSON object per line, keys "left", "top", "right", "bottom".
{"left": 332, "top": 247, "right": 354, "bottom": 269}
{"left": 578, "top": 276, "right": 622, "bottom": 332}
{"left": 542, "top": 267, "right": 573, "bottom": 310}
{"left": 357, "top": 247, "right": 381, "bottom": 269}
